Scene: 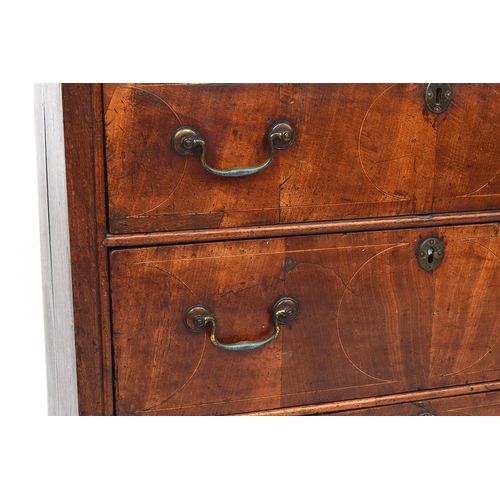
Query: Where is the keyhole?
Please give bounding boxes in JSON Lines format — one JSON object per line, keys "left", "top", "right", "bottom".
{"left": 427, "top": 247, "right": 434, "bottom": 264}
{"left": 435, "top": 87, "right": 442, "bottom": 106}
{"left": 419, "top": 237, "right": 443, "bottom": 271}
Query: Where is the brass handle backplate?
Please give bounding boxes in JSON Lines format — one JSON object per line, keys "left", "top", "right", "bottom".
{"left": 184, "top": 297, "right": 299, "bottom": 351}
{"left": 171, "top": 120, "right": 296, "bottom": 177}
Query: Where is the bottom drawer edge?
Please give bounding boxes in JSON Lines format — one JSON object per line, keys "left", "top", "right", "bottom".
{"left": 240, "top": 381, "right": 500, "bottom": 416}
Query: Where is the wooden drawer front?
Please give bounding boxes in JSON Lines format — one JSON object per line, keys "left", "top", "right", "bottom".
{"left": 104, "top": 83, "right": 500, "bottom": 234}
{"left": 324, "top": 390, "right": 500, "bottom": 416}
{"left": 110, "top": 223, "right": 500, "bottom": 415}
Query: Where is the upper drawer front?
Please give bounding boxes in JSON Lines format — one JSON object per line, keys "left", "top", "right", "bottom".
{"left": 110, "top": 223, "right": 500, "bottom": 415}
{"left": 104, "top": 83, "right": 500, "bottom": 234}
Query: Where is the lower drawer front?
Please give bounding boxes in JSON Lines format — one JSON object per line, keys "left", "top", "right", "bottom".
{"left": 323, "top": 390, "right": 500, "bottom": 416}
{"left": 110, "top": 223, "right": 500, "bottom": 415}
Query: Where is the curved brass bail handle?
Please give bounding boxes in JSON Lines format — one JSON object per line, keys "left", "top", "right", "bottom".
{"left": 184, "top": 297, "right": 299, "bottom": 351}
{"left": 171, "top": 120, "right": 296, "bottom": 178}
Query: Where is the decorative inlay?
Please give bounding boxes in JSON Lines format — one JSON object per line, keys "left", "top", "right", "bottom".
{"left": 359, "top": 83, "right": 500, "bottom": 204}
{"left": 337, "top": 237, "right": 500, "bottom": 384}
{"left": 105, "top": 86, "right": 186, "bottom": 217}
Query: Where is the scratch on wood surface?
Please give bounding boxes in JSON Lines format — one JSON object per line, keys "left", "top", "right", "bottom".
{"left": 279, "top": 174, "right": 293, "bottom": 189}
{"left": 207, "top": 276, "right": 284, "bottom": 301}
{"left": 104, "top": 84, "right": 118, "bottom": 115}
{"left": 140, "top": 263, "right": 197, "bottom": 300}
{"left": 375, "top": 154, "right": 413, "bottom": 164}
{"left": 131, "top": 248, "right": 285, "bottom": 265}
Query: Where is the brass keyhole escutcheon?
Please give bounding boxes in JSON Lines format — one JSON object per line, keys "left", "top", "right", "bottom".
{"left": 425, "top": 83, "right": 452, "bottom": 113}
{"left": 418, "top": 237, "right": 444, "bottom": 271}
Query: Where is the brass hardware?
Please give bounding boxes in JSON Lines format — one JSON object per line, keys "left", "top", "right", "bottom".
{"left": 418, "top": 237, "right": 444, "bottom": 271}
{"left": 425, "top": 83, "right": 452, "bottom": 113}
{"left": 171, "top": 120, "right": 296, "bottom": 177}
{"left": 184, "top": 297, "right": 299, "bottom": 351}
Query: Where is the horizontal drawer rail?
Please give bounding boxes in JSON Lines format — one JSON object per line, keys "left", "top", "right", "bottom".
{"left": 240, "top": 381, "right": 500, "bottom": 416}
{"left": 104, "top": 210, "right": 500, "bottom": 248}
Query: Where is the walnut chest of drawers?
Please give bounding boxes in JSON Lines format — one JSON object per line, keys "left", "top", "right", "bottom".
{"left": 37, "top": 83, "right": 500, "bottom": 416}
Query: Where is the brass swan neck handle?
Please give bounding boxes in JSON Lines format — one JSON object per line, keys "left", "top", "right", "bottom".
{"left": 184, "top": 297, "right": 299, "bottom": 351}
{"left": 171, "top": 120, "right": 296, "bottom": 177}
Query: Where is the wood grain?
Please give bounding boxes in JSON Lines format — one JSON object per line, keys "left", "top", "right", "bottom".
{"left": 62, "top": 84, "right": 113, "bottom": 415}
{"left": 103, "top": 210, "right": 500, "bottom": 248}
{"left": 90, "top": 84, "right": 115, "bottom": 415}
{"left": 325, "top": 389, "right": 500, "bottom": 416}
{"left": 110, "top": 223, "right": 500, "bottom": 415}
{"left": 243, "top": 381, "right": 500, "bottom": 415}
{"left": 43, "top": 83, "right": 500, "bottom": 416}
{"left": 104, "top": 83, "right": 500, "bottom": 235}
{"left": 111, "top": 238, "right": 286, "bottom": 415}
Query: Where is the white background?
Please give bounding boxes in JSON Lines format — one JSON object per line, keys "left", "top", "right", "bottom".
{"left": 3, "top": 83, "right": 46, "bottom": 414}
{"left": 2, "top": 2, "right": 499, "bottom": 499}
